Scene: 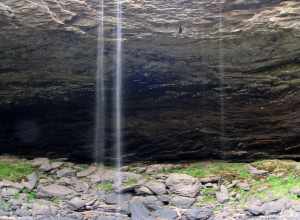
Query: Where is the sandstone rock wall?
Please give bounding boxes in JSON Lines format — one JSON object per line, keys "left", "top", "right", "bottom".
{"left": 0, "top": 0, "right": 300, "bottom": 162}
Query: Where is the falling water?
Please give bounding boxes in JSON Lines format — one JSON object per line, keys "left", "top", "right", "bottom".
{"left": 94, "top": 0, "right": 105, "bottom": 164}
{"left": 115, "top": 0, "right": 123, "bottom": 203}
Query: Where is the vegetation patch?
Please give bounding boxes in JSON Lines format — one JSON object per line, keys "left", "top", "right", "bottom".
{"left": 97, "top": 182, "right": 114, "bottom": 192}
{"left": 123, "top": 178, "right": 138, "bottom": 187}
{"left": 162, "top": 161, "right": 251, "bottom": 180}
{"left": 0, "top": 161, "right": 34, "bottom": 181}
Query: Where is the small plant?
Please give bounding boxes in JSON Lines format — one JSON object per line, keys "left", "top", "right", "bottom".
{"left": 97, "top": 182, "right": 113, "bottom": 192}
{"left": 123, "top": 178, "right": 138, "bottom": 187}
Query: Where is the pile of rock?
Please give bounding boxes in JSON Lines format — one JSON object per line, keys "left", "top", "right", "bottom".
{"left": 0, "top": 159, "right": 214, "bottom": 220}
{"left": 2, "top": 159, "right": 300, "bottom": 220}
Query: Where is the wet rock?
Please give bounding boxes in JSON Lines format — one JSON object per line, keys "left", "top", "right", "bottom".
{"left": 32, "top": 201, "right": 57, "bottom": 216}
{"left": 57, "top": 168, "right": 76, "bottom": 178}
{"left": 153, "top": 208, "right": 178, "bottom": 220}
{"left": 22, "top": 172, "right": 38, "bottom": 191}
{"left": 216, "top": 185, "right": 229, "bottom": 204}
{"left": 38, "top": 184, "right": 74, "bottom": 198}
{"left": 144, "top": 181, "right": 166, "bottom": 195}
{"left": 135, "top": 186, "right": 153, "bottom": 195}
{"left": 166, "top": 174, "right": 201, "bottom": 197}
{"left": 131, "top": 196, "right": 164, "bottom": 211}
{"left": 183, "top": 207, "right": 214, "bottom": 220}
{"left": 157, "top": 195, "right": 170, "bottom": 204}
{"left": 104, "top": 193, "right": 132, "bottom": 205}
{"left": 67, "top": 197, "right": 85, "bottom": 210}
{"left": 262, "top": 199, "right": 286, "bottom": 215}
{"left": 1, "top": 188, "right": 19, "bottom": 197}
{"left": 0, "top": 180, "right": 23, "bottom": 190}
{"left": 39, "top": 162, "right": 53, "bottom": 172}
{"left": 77, "top": 166, "right": 97, "bottom": 178}
{"left": 129, "top": 202, "right": 154, "bottom": 220}
{"left": 245, "top": 199, "right": 264, "bottom": 216}
{"left": 89, "top": 170, "right": 115, "bottom": 183}
{"left": 50, "top": 162, "right": 64, "bottom": 170}
{"left": 169, "top": 195, "right": 195, "bottom": 209}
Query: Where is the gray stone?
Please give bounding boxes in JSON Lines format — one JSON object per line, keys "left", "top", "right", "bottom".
{"left": 104, "top": 193, "right": 132, "bottom": 205}
{"left": 142, "top": 196, "right": 164, "bottom": 211}
{"left": 67, "top": 197, "right": 85, "bottom": 210}
{"left": 153, "top": 208, "right": 178, "bottom": 220}
{"left": 135, "top": 186, "right": 153, "bottom": 195}
{"left": 76, "top": 166, "right": 97, "bottom": 178}
{"left": 184, "top": 207, "right": 214, "bottom": 220}
{"left": 216, "top": 185, "right": 229, "bottom": 204}
{"left": 129, "top": 202, "right": 155, "bottom": 220}
{"left": 57, "top": 168, "right": 76, "bottom": 178}
{"left": 144, "top": 181, "right": 167, "bottom": 195}
{"left": 38, "top": 184, "right": 74, "bottom": 198}
{"left": 262, "top": 200, "right": 286, "bottom": 215}
{"left": 39, "top": 161, "right": 53, "bottom": 172}
{"left": 32, "top": 202, "right": 57, "bottom": 216}
{"left": 245, "top": 199, "right": 264, "bottom": 216}
{"left": 23, "top": 172, "right": 38, "bottom": 191}
{"left": 50, "top": 162, "right": 64, "bottom": 170}
{"left": 170, "top": 195, "right": 195, "bottom": 209}
{"left": 166, "top": 174, "right": 201, "bottom": 198}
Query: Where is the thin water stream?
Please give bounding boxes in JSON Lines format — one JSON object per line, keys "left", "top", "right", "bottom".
{"left": 94, "top": 0, "right": 105, "bottom": 164}
{"left": 115, "top": 0, "right": 123, "bottom": 203}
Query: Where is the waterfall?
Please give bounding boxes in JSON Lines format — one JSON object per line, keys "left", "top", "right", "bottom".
{"left": 94, "top": 0, "right": 105, "bottom": 164}
{"left": 115, "top": 0, "right": 123, "bottom": 205}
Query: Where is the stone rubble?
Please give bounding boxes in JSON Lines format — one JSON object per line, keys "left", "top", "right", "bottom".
{"left": 0, "top": 159, "right": 300, "bottom": 220}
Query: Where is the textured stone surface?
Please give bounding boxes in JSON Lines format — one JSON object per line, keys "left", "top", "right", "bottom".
{"left": 0, "top": 0, "right": 300, "bottom": 161}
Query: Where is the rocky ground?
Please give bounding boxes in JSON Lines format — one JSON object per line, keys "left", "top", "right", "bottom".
{"left": 1, "top": 158, "right": 300, "bottom": 219}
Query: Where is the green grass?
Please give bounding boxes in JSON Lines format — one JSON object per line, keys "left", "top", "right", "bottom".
{"left": 197, "top": 187, "right": 217, "bottom": 206}
{"left": 254, "top": 175, "right": 300, "bottom": 200}
{"left": 162, "top": 161, "right": 251, "bottom": 180}
{"left": 160, "top": 160, "right": 300, "bottom": 208}
{"left": 123, "top": 178, "right": 138, "bottom": 187}
{"left": 0, "top": 161, "right": 34, "bottom": 181}
{"left": 97, "top": 182, "right": 114, "bottom": 192}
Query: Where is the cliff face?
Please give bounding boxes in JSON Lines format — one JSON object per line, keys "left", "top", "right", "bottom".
{"left": 0, "top": 0, "right": 300, "bottom": 162}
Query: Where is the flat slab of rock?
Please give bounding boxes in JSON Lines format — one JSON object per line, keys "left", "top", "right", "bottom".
{"left": 38, "top": 184, "right": 74, "bottom": 198}
{"left": 67, "top": 197, "right": 86, "bottom": 210}
{"left": 153, "top": 208, "right": 178, "bottom": 220}
{"left": 183, "top": 207, "right": 214, "bottom": 220}
{"left": 170, "top": 195, "right": 195, "bottom": 209}
{"left": 77, "top": 166, "right": 97, "bottom": 178}
{"left": 166, "top": 174, "right": 201, "bottom": 198}
{"left": 144, "top": 181, "right": 166, "bottom": 195}
{"left": 129, "top": 202, "right": 155, "bottom": 220}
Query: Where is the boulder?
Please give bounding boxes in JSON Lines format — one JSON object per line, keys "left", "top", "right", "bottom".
{"left": 166, "top": 174, "right": 201, "bottom": 198}
{"left": 38, "top": 184, "right": 74, "bottom": 198}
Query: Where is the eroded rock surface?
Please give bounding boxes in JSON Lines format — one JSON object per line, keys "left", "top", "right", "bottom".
{"left": 0, "top": 0, "right": 300, "bottom": 161}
